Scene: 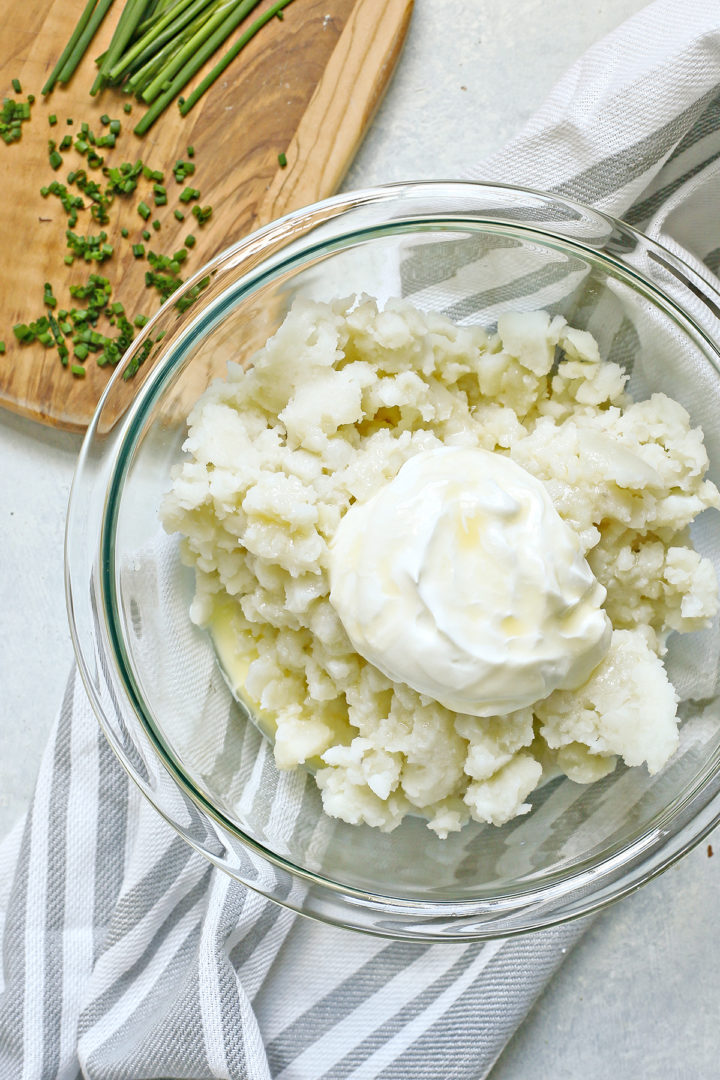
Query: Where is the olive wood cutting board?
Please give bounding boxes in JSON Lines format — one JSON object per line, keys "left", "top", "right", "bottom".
{"left": 0, "top": 0, "right": 413, "bottom": 430}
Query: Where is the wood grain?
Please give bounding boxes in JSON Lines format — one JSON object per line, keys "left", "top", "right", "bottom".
{"left": 0, "top": 0, "right": 413, "bottom": 430}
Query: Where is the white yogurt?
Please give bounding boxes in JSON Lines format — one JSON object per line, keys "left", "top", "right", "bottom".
{"left": 328, "top": 446, "right": 611, "bottom": 716}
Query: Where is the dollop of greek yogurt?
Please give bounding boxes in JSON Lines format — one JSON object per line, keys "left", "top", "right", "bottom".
{"left": 328, "top": 446, "right": 611, "bottom": 716}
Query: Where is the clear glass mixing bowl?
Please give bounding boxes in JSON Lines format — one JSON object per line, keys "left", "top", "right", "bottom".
{"left": 66, "top": 181, "right": 720, "bottom": 940}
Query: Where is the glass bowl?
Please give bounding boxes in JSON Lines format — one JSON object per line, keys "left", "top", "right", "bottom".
{"left": 66, "top": 181, "right": 720, "bottom": 941}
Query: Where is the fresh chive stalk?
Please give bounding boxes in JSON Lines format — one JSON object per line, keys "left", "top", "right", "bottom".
{"left": 92, "top": 0, "right": 147, "bottom": 94}
{"left": 108, "top": 0, "right": 215, "bottom": 82}
{"left": 57, "top": 0, "right": 116, "bottom": 86}
{"left": 180, "top": 0, "right": 295, "bottom": 116}
{"left": 42, "top": 0, "right": 99, "bottom": 94}
{"left": 135, "top": 0, "right": 265, "bottom": 133}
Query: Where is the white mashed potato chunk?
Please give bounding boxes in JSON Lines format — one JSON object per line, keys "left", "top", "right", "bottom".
{"left": 536, "top": 629, "right": 680, "bottom": 775}
{"left": 161, "top": 297, "right": 720, "bottom": 836}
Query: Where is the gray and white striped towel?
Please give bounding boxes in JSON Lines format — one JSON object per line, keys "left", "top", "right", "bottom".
{"left": 4, "top": 1, "right": 720, "bottom": 1076}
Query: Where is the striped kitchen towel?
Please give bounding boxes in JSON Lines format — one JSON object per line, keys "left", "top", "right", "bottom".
{"left": 3, "top": 0, "right": 720, "bottom": 1076}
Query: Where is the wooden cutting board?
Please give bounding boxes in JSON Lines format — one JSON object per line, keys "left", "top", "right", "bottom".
{"left": 0, "top": 0, "right": 413, "bottom": 430}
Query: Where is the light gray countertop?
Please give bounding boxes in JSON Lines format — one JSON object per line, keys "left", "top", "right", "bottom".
{"left": 2, "top": 1, "right": 718, "bottom": 1077}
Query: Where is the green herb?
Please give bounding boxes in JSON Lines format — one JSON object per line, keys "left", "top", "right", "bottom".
{"left": 137, "top": 199, "right": 151, "bottom": 219}
{"left": 1, "top": 96, "right": 33, "bottom": 144}
{"left": 92, "top": 0, "right": 150, "bottom": 95}
{"left": 0, "top": 341, "right": 6, "bottom": 354}
{"left": 49, "top": 149, "right": 63, "bottom": 170}
{"left": 152, "top": 218, "right": 161, "bottom": 230}
{"left": 191, "top": 203, "right": 211, "bottom": 224}
{"left": 277, "top": 152, "right": 287, "bottom": 167}
{"left": 43, "top": 0, "right": 289, "bottom": 133}
{"left": 132, "top": 242, "right": 145, "bottom": 256}
{"left": 173, "top": 159, "right": 195, "bottom": 182}
{"left": 42, "top": 0, "right": 100, "bottom": 94}
{"left": 121, "top": 226, "right": 129, "bottom": 237}
{"left": 185, "top": 232, "right": 196, "bottom": 247}
{"left": 134, "top": 313, "right": 149, "bottom": 327}
{"left": 71, "top": 363, "right": 86, "bottom": 376}
{"left": 142, "top": 228, "right": 151, "bottom": 240}
{"left": 174, "top": 208, "right": 184, "bottom": 221}
{"left": 124, "top": 102, "right": 132, "bottom": 113}
{"left": 135, "top": 0, "right": 268, "bottom": 135}
{"left": 49, "top": 114, "right": 58, "bottom": 126}
{"left": 179, "top": 185, "right": 199, "bottom": 202}
{"left": 187, "top": 145, "right": 194, "bottom": 157}
{"left": 66, "top": 228, "right": 114, "bottom": 262}
{"left": 180, "top": 0, "right": 295, "bottom": 117}
{"left": 12, "top": 78, "right": 22, "bottom": 94}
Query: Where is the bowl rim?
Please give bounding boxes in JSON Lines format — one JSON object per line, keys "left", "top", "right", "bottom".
{"left": 66, "top": 178, "right": 720, "bottom": 940}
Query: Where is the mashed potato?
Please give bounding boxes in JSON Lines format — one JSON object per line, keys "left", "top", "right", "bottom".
{"left": 161, "top": 297, "right": 720, "bottom": 835}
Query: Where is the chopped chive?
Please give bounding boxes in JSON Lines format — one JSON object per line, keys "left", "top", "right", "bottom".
{"left": 121, "top": 227, "right": 129, "bottom": 238}
{"left": 179, "top": 186, "right": 199, "bottom": 202}
{"left": 134, "top": 314, "right": 148, "bottom": 328}
{"left": 49, "top": 114, "right": 58, "bottom": 126}
{"left": 71, "top": 364, "right": 86, "bottom": 377}
{"left": 152, "top": 219, "right": 161, "bottom": 230}
{"left": 174, "top": 208, "right": 184, "bottom": 221}
{"left": 49, "top": 150, "right": 63, "bottom": 170}
{"left": 0, "top": 341, "right": 5, "bottom": 354}
{"left": 192, "top": 204, "right": 212, "bottom": 224}
{"left": 185, "top": 233, "right": 196, "bottom": 247}
{"left": 137, "top": 200, "right": 151, "bottom": 219}
{"left": 132, "top": 243, "right": 145, "bottom": 257}
{"left": 277, "top": 152, "right": 287, "bottom": 167}
{"left": 66, "top": 117, "right": 73, "bottom": 125}
{"left": 142, "top": 229, "right": 150, "bottom": 240}
{"left": 123, "top": 102, "right": 132, "bottom": 114}
{"left": 12, "top": 78, "right": 22, "bottom": 94}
